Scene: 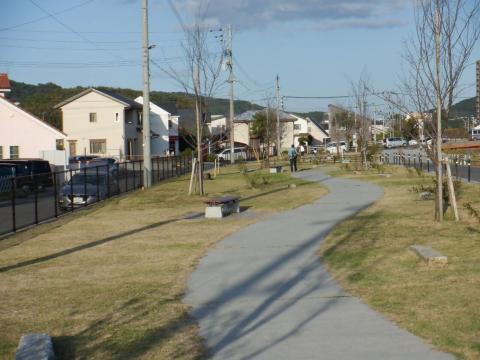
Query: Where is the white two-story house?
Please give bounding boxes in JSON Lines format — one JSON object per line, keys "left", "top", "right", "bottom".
{"left": 55, "top": 88, "right": 145, "bottom": 160}
{"left": 291, "top": 114, "right": 330, "bottom": 147}
{"left": 134, "top": 97, "right": 179, "bottom": 155}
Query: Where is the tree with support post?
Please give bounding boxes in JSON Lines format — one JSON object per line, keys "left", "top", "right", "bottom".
{"left": 379, "top": 0, "right": 480, "bottom": 222}
{"left": 160, "top": 2, "right": 224, "bottom": 195}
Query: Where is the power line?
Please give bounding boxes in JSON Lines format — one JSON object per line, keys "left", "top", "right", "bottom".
{"left": 0, "top": 36, "right": 185, "bottom": 44}
{"left": 0, "top": 0, "right": 96, "bottom": 32}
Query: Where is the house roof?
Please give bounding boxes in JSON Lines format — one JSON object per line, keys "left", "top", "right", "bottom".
{"left": 0, "top": 73, "right": 11, "bottom": 90}
{"left": 0, "top": 96, "right": 67, "bottom": 137}
{"left": 54, "top": 88, "right": 142, "bottom": 110}
{"left": 306, "top": 117, "right": 329, "bottom": 136}
{"left": 234, "top": 109, "right": 297, "bottom": 122}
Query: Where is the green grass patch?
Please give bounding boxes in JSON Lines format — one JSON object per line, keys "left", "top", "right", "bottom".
{"left": 0, "top": 165, "right": 326, "bottom": 360}
{"left": 320, "top": 164, "right": 480, "bottom": 360}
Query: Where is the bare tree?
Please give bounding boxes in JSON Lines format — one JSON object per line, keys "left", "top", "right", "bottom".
{"left": 160, "top": 2, "right": 224, "bottom": 195}
{"left": 351, "top": 72, "right": 372, "bottom": 167}
{"left": 399, "top": 0, "right": 480, "bottom": 221}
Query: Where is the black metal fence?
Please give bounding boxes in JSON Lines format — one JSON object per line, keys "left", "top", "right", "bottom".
{"left": 0, "top": 156, "right": 192, "bottom": 237}
{"left": 379, "top": 152, "right": 480, "bottom": 183}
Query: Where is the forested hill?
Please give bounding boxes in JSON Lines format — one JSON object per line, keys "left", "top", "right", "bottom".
{"left": 9, "top": 80, "right": 262, "bottom": 130}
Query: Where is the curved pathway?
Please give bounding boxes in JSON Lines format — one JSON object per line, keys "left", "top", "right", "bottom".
{"left": 184, "top": 169, "right": 453, "bottom": 360}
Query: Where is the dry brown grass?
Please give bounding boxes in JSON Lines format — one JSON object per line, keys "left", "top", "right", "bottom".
{"left": 0, "top": 165, "right": 326, "bottom": 359}
{"left": 320, "top": 164, "right": 480, "bottom": 360}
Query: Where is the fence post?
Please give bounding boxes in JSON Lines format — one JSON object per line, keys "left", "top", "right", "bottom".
{"left": 116, "top": 163, "right": 120, "bottom": 195}
{"left": 84, "top": 166, "right": 88, "bottom": 208}
{"left": 96, "top": 166, "right": 100, "bottom": 202}
{"left": 106, "top": 164, "right": 111, "bottom": 197}
{"left": 171, "top": 157, "right": 175, "bottom": 177}
{"left": 53, "top": 171, "right": 58, "bottom": 218}
{"left": 11, "top": 177, "right": 16, "bottom": 232}
{"left": 157, "top": 157, "right": 160, "bottom": 182}
{"left": 427, "top": 159, "right": 430, "bottom": 173}
{"left": 125, "top": 161, "right": 128, "bottom": 193}
{"left": 408, "top": 154, "right": 411, "bottom": 168}
{"left": 468, "top": 160, "right": 471, "bottom": 182}
{"left": 132, "top": 160, "right": 136, "bottom": 189}
{"left": 70, "top": 168, "right": 74, "bottom": 212}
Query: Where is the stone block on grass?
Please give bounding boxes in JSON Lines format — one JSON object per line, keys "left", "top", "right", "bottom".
{"left": 410, "top": 245, "right": 448, "bottom": 266}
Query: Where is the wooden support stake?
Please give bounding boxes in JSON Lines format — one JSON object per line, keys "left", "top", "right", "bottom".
{"left": 445, "top": 159, "right": 459, "bottom": 221}
{"left": 188, "top": 158, "right": 197, "bottom": 196}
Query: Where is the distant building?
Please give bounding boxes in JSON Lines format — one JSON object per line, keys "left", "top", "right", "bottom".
{"left": 234, "top": 110, "right": 296, "bottom": 151}
{"left": 0, "top": 73, "right": 11, "bottom": 98}
{"left": 290, "top": 114, "right": 329, "bottom": 147}
{"left": 477, "top": 60, "right": 480, "bottom": 123}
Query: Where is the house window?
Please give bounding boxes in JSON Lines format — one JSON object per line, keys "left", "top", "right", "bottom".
{"left": 10, "top": 146, "right": 19, "bottom": 159}
{"left": 294, "top": 124, "right": 301, "bottom": 130}
{"left": 0, "top": 146, "right": 2, "bottom": 159}
{"left": 308, "top": 127, "right": 312, "bottom": 133}
{"left": 69, "top": 141, "right": 77, "bottom": 157}
{"left": 56, "top": 139, "right": 64, "bottom": 150}
{"left": 89, "top": 112, "right": 97, "bottom": 123}
{"left": 89, "top": 139, "right": 106, "bottom": 154}
{"left": 168, "top": 119, "right": 173, "bottom": 129}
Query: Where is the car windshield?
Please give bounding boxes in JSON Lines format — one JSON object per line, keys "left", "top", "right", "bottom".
{"left": 69, "top": 174, "right": 106, "bottom": 186}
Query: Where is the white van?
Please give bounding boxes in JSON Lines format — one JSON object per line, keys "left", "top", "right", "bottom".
{"left": 216, "top": 147, "right": 247, "bottom": 162}
{"left": 326, "top": 142, "right": 347, "bottom": 154}
{"left": 384, "top": 137, "right": 407, "bottom": 149}
{"left": 470, "top": 129, "right": 480, "bottom": 140}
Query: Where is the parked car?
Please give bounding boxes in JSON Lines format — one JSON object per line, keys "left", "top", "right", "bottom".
{"left": 326, "top": 141, "right": 347, "bottom": 154}
{"left": 0, "top": 163, "right": 16, "bottom": 193}
{"left": 59, "top": 172, "right": 116, "bottom": 209}
{"left": 216, "top": 147, "right": 247, "bottom": 162}
{"left": 0, "top": 159, "right": 53, "bottom": 192}
{"left": 408, "top": 139, "right": 418, "bottom": 146}
{"left": 68, "top": 155, "right": 100, "bottom": 170}
{"left": 470, "top": 129, "right": 480, "bottom": 140}
{"left": 384, "top": 137, "right": 407, "bottom": 149}
{"left": 84, "top": 157, "right": 119, "bottom": 177}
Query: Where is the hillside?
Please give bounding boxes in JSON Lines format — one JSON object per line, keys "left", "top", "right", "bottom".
{"left": 9, "top": 80, "right": 262, "bottom": 130}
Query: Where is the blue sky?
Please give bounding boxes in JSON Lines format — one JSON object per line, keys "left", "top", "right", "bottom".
{"left": 1, "top": 0, "right": 479, "bottom": 113}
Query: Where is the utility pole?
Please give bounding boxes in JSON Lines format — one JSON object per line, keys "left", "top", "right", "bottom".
{"left": 142, "top": 0, "right": 152, "bottom": 188}
{"left": 226, "top": 24, "right": 235, "bottom": 164}
{"left": 276, "top": 74, "right": 281, "bottom": 158}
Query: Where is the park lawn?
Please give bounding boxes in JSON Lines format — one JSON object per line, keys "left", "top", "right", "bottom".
{"left": 320, "top": 164, "right": 480, "bottom": 360}
{"left": 0, "top": 165, "right": 327, "bottom": 360}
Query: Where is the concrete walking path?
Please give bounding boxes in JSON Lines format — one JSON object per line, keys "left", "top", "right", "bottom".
{"left": 184, "top": 169, "right": 453, "bottom": 359}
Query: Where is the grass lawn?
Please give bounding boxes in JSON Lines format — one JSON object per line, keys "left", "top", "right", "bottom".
{"left": 320, "top": 164, "right": 480, "bottom": 360}
{"left": 0, "top": 164, "right": 326, "bottom": 360}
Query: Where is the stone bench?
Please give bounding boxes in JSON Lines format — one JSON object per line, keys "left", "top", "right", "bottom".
{"left": 15, "top": 333, "right": 55, "bottom": 360}
{"left": 410, "top": 245, "right": 448, "bottom": 266}
{"left": 269, "top": 166, "right": 283, "bottom": 174}
{"left": 204, "top": 195, "right": 240, "bottom": 218}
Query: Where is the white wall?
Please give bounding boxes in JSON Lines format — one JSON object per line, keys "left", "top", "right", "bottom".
{"left": 0, "top": 98, "right": 66, "bottom": 161}
{"left": 62, "top": 91, "right": 127, "bottom": 158}
{"left": 233, "top": 122, "right": 250, "bottom": 146}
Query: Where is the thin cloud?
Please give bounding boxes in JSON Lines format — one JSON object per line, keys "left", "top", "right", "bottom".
{"left": 174, "top": 0, "right": 408, "bottom": 30}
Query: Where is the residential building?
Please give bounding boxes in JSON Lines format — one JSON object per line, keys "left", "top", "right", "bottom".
{"left": 290, "top": 114, "right": 329, "bottom": 147}
{"left": 207, "top": 115, "right": 227, "bottom": 137}
{"left": 0, "top": 73, "right": 11, "bottom": 98}
{"left": 476, "top": 60, "right": 480, "bottom": 123}
{"left": 0, "top": 95, "right": 66, "bottom": 161}
{"left": 135, "top": 97, "right": 179, "bottom": 155}
{"left": 233, "top": 110, "right": 297, "bottom": 151}
{"left": 55, "top": 88, "right": 144, "bottom": 160}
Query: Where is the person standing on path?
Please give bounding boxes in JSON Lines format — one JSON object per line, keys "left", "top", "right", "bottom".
{"left": 288, "top": 144, "right": 298, "bottom": 172}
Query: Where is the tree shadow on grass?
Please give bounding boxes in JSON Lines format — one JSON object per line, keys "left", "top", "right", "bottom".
{"left": 0, "top": 217, "right": 184, "bottom": 273}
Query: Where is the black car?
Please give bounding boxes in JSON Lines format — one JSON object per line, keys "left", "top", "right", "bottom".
{"left": 59, "top": 172, "right": 116, "bottom": 209}
{"left": 0, "top": 159, "right": 53, "bottom": 192}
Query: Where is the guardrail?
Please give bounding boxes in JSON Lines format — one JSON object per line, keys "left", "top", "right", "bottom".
{"left": 0, "top": 156, "right": 192, "bottom": 237}
{"left": 378, "top": 152, "right": 480, "bottom": 183}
